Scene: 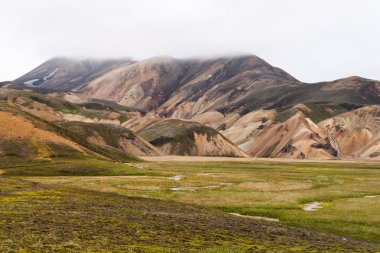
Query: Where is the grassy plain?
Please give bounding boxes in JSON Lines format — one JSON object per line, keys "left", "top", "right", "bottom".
{"left": 29, "top": 160, "right": 380, "bottom": 243}
{"left": 1, "top": 157, "right": 380, "bottom": 252}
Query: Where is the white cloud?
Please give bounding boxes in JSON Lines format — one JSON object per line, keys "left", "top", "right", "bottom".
{"left": 1, "top": 0, "right": 380, "bottom": 82}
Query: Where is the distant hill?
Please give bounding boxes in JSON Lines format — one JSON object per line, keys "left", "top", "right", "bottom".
{"left": 136, "top": 118, "right": 248, "bottom": 157}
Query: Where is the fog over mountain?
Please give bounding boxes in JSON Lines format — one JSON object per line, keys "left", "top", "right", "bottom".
{"left": 1, "top": 0, "right": 380, "bottom": 82}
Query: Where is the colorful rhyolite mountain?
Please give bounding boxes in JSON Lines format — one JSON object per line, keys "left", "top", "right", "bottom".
{"left": 2, "top": 54, "right": 379, "bottom": 159}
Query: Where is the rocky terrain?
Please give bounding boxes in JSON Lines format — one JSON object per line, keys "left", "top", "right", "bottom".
{"left": 319, "top": 105, "right": 380, "bottom": 159}
{"left": 2, "top": 54, "right": 380, "bottom": 159}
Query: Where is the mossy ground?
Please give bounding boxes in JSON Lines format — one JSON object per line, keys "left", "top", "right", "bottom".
{"left": 30, "top": 160, "right": 380, "bottom": 245}
{"left": 1, "top": 156, "right": 380, "bottom": 251}
{"left": 0, "top": 175, "right": 377, "bottom": 252}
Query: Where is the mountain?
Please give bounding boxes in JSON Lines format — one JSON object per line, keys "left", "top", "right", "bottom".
{"left": 156, "top": 55, "right": 298, "bottom": 118}
{"left": 14, "top": 55, "right": 300, "bottom": 112}
{"left": 79, "top": 55, "right": 300, "bottom": 116}
{"left": 14, "top": 57, "right": 132, "bottom": 91}
{"left": 10, "top": 55, "right": 380, "bottom": 159}
{"left": 15, "top": 55, "right": 380, "bottom": 116}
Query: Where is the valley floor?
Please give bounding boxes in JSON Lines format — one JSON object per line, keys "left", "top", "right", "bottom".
{"left": 0, "top": 157, "right": 379, "bottom": 252}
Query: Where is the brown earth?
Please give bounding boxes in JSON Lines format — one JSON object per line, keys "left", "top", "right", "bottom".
{"left": 0, "top": 111, "right": 84, "bottom": 158}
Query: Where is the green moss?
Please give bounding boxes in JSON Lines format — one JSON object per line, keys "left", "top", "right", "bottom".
{"left": 0, "top": 171, "right": 378, "bottom": 251}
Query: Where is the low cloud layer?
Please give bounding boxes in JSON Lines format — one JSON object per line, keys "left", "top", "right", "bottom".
{"left": 1, "top": 0, "right": 380, "bottom": 82}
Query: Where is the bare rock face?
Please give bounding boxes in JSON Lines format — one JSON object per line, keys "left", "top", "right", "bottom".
{"left": 244, "top": 112, "right": 336, "bottom": 159}
{"left": 156, "top": 55, "right": 299, "bottom": 118}
{"left": 79, "top": 57, "right": 185, "bottom": 111}
{"left": 220, "top": 110, "right": 277, "bottom": 147}
{"left": 318, "top": 106, "right": 380, "bottom": 159}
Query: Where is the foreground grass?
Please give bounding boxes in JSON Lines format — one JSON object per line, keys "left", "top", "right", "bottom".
{"left": 0, "top": 177, "right": 377, "bottom": 252}
{"left": 30, "top": 161, "right": 380, "bottom": 244}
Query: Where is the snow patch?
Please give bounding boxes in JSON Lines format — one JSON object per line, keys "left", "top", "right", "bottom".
{"left": 43, "top": 68, "right": 59, "bottom": 81}
{"left": 24, "top": 79, "right": 40, "bottom": 85}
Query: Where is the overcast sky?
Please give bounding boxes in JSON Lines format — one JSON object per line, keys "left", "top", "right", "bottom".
{"left": 1, "top": 0, "right": 380, "bottom": 82}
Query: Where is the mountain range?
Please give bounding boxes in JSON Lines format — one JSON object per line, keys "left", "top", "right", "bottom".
{"left": 1, "top": 54, "right": 380, "bottom": 160}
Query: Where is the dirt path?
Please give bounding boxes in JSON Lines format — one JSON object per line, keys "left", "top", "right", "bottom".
{"left": 140, "top": 155, "right": 380, "bottom": 164}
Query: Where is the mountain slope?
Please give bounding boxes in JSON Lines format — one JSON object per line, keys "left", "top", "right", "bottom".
{"left": 79, "top": 57, "right": 185, "bottom": 110}
{"left": 137, "top": 119, "right": 248, "bottom": 157}
{"left": 245, "top": 112, "right": 337, "bottom": 159}
{"left": 15, "top": 57, "right": 132, "bottom": 91}
{"left": 156, "top": 55, "right": 298, "bottom": 118}
{"left": 6, "top": 90, "right": 142, "bottom": 125}
{"left": 319, "top": 105, "right": 380, "bottom": 159}
{"left": 59, "top": 121, "right": 161, "bottom": 157}
{"left": 0, "top": 93, "right": 141, "bottom": 162}
{"left": 0, "top": 101, "right": 85, "bottom": 159}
